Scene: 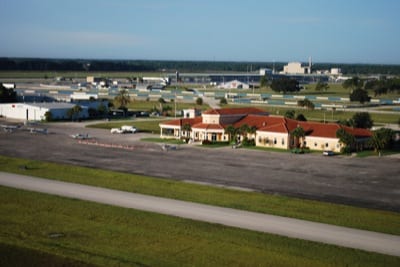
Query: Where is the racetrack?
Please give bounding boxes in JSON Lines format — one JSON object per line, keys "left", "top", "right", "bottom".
{"left": 1, "top": 171, "right": 400, "bottom": 257}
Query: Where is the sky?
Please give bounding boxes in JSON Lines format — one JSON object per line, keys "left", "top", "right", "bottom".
{"left": 0, "top": 0, "right": 399, "bottom": 64}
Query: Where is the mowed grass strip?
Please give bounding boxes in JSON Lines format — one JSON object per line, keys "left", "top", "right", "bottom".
{"left": 1, "top": 186, "right": 399, "bottom": 267}
{"left": 0, "top": 155, "right": 399, "bottom": 235}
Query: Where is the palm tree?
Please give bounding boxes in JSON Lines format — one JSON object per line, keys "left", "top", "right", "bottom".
{"left": 291, "top": 126, "right": 305, "bottom": 148}
{"left": 225, "top": 125, "right": 237, "bottom": 143}
{"left": 67, "top": 105, "right": 83, "bottom": 121}
{"left": 182, "top": 123, "right": 192, "bottom": 139}
{"left": 114, "top": 89, "right": 130, "bottom": 115}
{"left": 369, "top": 128, "right": 394, "bottom": 154}
{"left": 238, "top": 124, "right": 250, "bottom": 139}
{"left": 336, "top": 128, "right": 355, "bottom": 153}
{"left": 248, "top": 125, "right": 257, "bottom": 138}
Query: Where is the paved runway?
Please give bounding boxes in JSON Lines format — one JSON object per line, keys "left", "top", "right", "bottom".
{"left": 1, "top": 171, "right": 400, "bottom": 257}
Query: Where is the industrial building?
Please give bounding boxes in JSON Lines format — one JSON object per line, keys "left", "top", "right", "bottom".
{"left": 0, "top": 102, "right": 89, "bottom": 121}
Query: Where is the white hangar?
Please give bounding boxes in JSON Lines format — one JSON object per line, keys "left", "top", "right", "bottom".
{"left": 0, "top": 102, "right": 89, "bottom": 121}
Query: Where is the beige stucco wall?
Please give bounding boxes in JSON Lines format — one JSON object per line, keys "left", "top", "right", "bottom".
{"left": 256, "top": 131, "right": 289, "bottom": 149}
{"left": 192, "top": 128, "right": 226, "bottom": 142}
{"left": 159, "top": 124, "right": 181, "bottom": 139}
{"left": 202, "top": 114, "right": 219, "bottom": 124}
{"left": 303, "top": 136, "right": 342, "bottom": 152}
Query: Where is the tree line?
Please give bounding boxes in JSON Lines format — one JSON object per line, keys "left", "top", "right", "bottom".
{"left": 1, "top": 58, "right": 400, "bottom": 75}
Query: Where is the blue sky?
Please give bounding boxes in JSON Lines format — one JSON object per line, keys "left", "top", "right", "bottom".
{"left": 0, "top": 0, "right": 399, "bottom": 64}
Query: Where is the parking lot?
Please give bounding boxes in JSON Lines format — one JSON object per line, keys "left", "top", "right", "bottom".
{"left": 1, "top": 120, "right": 400, "bottom": 212}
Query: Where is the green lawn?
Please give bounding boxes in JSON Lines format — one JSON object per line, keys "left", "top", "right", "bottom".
{"left": 0, "top": 155, "right": 399, "bottom": 236}
{"left": 1, "top": 186, "right": 399, "bottom": 267}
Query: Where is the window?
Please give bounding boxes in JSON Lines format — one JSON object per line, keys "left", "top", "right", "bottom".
{"left": 325, "top": 143, "right": 329, "bottom": 148}
{"left": 274, "top": 138, "right": 277, "bottom": 144}
{"left": 282, "top": 138, "right": 285, "bottom": 145}
{"left": 314, "top": 142, "right": 317, "bottom": 147}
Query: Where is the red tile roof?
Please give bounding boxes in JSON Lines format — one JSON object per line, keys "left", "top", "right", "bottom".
{"left": 299, "top": 122, "right": 340, "bottom": 138}
{"left": 258, "top": 118, "right": 372, "bottom": 138}
{"left": 341, "top": 125, "right": 372, "bottom": 138}
{"left": 261, "top": 122, "right": 289, "bottom": 133}
{"left": 192, "top": 123, "right": 225, "bottom": 130}
{"left": 159, "top": 117, "right": 202, "bottom": 127}
{"left": 233, "top": 115, "right": 271, "bottom": 129}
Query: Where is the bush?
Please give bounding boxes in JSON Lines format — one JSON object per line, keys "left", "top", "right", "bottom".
{"left": 220, "top": 97, "right": 227, "bottom": 105}
{"left": 202, "top": 140, "right": 212, "bottom": 145}
{"left": 242, "top": 137, "right": 255, "bottom": 147}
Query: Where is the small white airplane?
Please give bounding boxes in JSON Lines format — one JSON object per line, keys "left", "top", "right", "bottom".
{"left": 160, "top": 144, "right": 177, "bottom": 151}
{"left": 0, "top": 124, "right": 20, "bottom": 132}
{"left": 70, "top": 133, "right": 90, "bottom": 139}
{"left": 29, "top": 128, "right": 48, "bottom": 134}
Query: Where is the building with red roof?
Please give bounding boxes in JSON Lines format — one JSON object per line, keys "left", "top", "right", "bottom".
{"left": 159, "top": 107, "right": 371, "bottom": 152}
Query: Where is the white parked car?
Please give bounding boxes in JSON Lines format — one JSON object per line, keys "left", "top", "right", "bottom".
{"left": 110, "top": 128, "right": 124, "bottom": 134}
{"left": 323, "top": 150, "right": 334, "bottom": 156}
{"left": 110, "top": 126, "right": 137, "bottom": 134}
{"left": 121, "top": 125, "right": 137, "bottom": 133}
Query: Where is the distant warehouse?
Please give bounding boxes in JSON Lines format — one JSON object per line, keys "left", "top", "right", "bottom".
{"left": 0, "top": 102, "right": 89, "bottom": 121}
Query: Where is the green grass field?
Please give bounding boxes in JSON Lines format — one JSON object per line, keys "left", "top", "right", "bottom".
{"left": 126, "top": 100, "right": 208, "bottom": 112}
{"left": 1, "top": 155, "right": 400, "bottom": 266}
{"left": 1, "top": 186, "right": 399, "bottom": 267}
{"left": 1, "top": 155, "right": 399, "bottom": 235}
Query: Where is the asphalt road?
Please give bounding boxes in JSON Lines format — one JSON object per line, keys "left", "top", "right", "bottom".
{"left": 1, "top": 171, "right": 400, "bottom": 257}
{"left": 1, "top": 121, "right": 399, "bottom": 212}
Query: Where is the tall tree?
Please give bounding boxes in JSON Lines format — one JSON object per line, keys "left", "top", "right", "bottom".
{"left": 291, "top": 126, "right": 305, "bottom": 148}
{"left": 296, "top": 114, "right": 307, "bottom": 121}
{"left": 260, "top": 75, "right": 268, "bottom": 88}
{"left": 343, "top": 77, "right": 363, "bottom": 90}
{"left": 225, "top": 125, "right": 237, "bottom": 143}
{"left": 196, "top": 97, "right": 203, "bottom": 106}
{"left": 182, "top": 123, "right": 192, "bottom": 138}
{"left": 315, "top": 81, "right": 329, "bottom": 92}
{"left": 297, "top": 98, "right": 315, "bottom": 110}
{"left": 369, "top": 128, "right": 394, "bottom": 153}
{"left": 271, "top": 77, "right": 300, "bottom": 94}
{"left": 351, "top": 112, "right": 373, "bottom": 129}
{"left": 114, "top": 89, "right": 130, "bottom": 109}
{"left": 284, "top": 110, "right": 296, "bottom": 119}
{"left": 350, "top": 88, "right": 370, "bottom": 104}
{"left": 238, "top": 124, "right": 250, "bottom": 138}
{"left": 336, "top": 128, "right": 355, "bottom": 154}
{"left": 67, "top": 105, "right": 83, "bottom": 121}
